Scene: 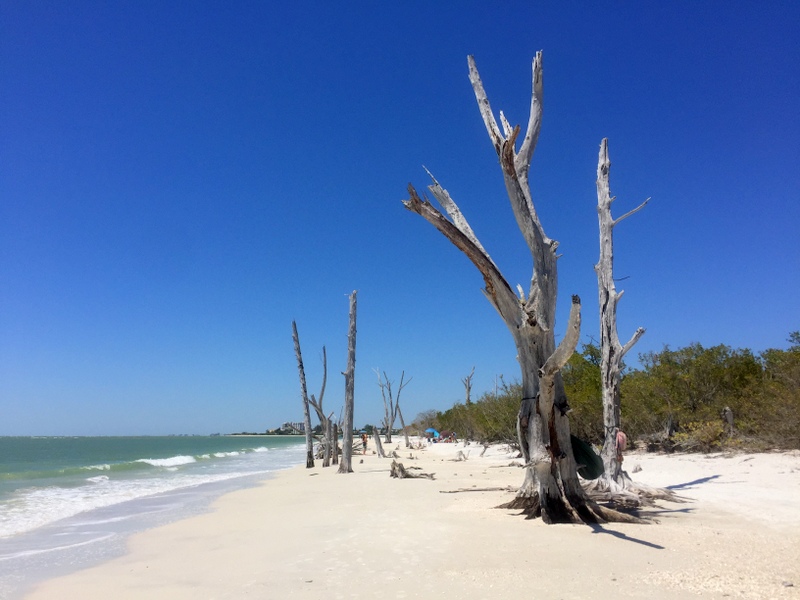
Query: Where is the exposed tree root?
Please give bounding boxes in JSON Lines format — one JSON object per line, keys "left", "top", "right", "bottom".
{"left": 495, "top": 465, "right": 656, "bottom": 524}
{"left": 582, "top": 470, "right": 683, "bottom": 510}
{"left": 496, "top": 492, "right": 650, "bottom": 524}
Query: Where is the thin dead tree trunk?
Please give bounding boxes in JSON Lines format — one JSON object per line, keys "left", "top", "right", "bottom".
{"left": 338, "top": 291, "right": 358, "bottom": 474}
{"left": 396, "top": 403, "right": 411, "bottom": 448}
{"left": 372, "top": 428, "right": 386, "bottom": 458}
{"left": 376, "top": 369, "right": 394, "bottom": 444}
{"left": 291, "top": 321, "right": 314, "bottom": 469}
{"left": 404, "top": 53, "right": 643, "bottom": 524}
{"left": 462, "top": 366, "right": 475, "bottom": 404}
{"left": 324, "top": 416, "right": 333, "bottom": 467}
{"left": 332, "top": 422, "right": 339, "bottom": 465}
{"left": 586, "top": 141, "right": 675, "bottom": 506}
{"left": 375, "top": 370, "right": 411, "bottom": 443}
{"left": 595, "top": 138, "right": 647, "bottom": 484}
{"left": 307, "top": 348, "right": 330, "bottom": 467}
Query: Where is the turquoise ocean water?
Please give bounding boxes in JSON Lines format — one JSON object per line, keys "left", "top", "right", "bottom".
{"left": 0, "top": 435, "right": 304, "bottom": 598}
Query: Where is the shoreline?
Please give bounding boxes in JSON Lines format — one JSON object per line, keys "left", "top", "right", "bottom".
{"left": 22, "top": 441, "right": 800, "bottom": 599}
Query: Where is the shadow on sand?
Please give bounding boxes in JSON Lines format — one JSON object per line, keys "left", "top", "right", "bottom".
{"left": 589, "top": 523, "right": 665, "bottom": 549}
{"left": 666, "top": 474, "right": 721, "bottom": 490}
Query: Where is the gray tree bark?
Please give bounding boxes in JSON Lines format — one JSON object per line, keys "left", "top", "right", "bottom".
{"left": 332, "top": 422, "right": 339, "bottom": 465}
{"left": 372, "top": 428, "right": 386, "bottom": 458}
{"left": 595, "top": 139, "right": 647, "bottom": 483}
{"left": 404, "top": 53, "right": 642, "bottom": 524}
{"left": 338, "top": 291, "right": 358, "bottom": 474}
{"left": 396, "top": 403, "right": 411, "bottom": 448}
{"left": 291, "top": 321, "right": 315, "bottom": 469}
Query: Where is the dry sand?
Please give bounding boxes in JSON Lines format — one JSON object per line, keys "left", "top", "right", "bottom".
{"left": 24, "top": 440, "right": 800, "bottom": 599}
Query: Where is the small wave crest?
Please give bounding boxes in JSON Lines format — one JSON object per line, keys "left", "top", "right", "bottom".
{"left": 135, "top": 455, "right": 196, "bottom": 468}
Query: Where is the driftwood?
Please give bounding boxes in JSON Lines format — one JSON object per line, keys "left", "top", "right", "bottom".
{"left": 390, "top": 460, "right": 435, "bottom": 480}
{"left": 452, "top": 450, "right": 469, "bottom": 462}
{"left": 441, "top": 486, "right": 516, "bottom": 494}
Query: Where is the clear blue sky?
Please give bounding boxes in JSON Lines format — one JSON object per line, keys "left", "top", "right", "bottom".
{"left": 1, "top": 2, "right": 798, "bottom": 435}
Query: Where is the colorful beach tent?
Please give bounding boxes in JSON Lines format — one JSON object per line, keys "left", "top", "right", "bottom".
{"left": 424, "top": 428, "right": 440, "bottom": 438}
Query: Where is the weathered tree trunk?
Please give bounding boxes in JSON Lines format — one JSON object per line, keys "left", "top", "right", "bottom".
{"left": 291, "top": 321, "right": 314, "bottom": 469}
{"left": 323, "top": 415, "right": 332, "bottom": 468}
{"left": 404, "top": 53, "right": 643, "bottom": 524}
{"left": 307, "top": 348, "right": 330, "bottom": 467}
{"left": 396, "top": 403, "right": 411, "bottom": 448}
{"left": 332, "top": 423, "right": 339, "bottom": 465}
{"left": 338, "top": 291, "right": 358, "bottom": 474}
{"left": 372, "top": 428, "right": 386, "bottom": 458}
{"left": 595, "top": 139, "right": 647, "bottom": 483}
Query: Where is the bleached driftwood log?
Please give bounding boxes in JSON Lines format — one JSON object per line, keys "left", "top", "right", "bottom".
{"left": 390, "top": 460, "right": 435, "bottom": 480}
{"left": 404, "top": 53, "right": 644, "bottom": 524}
{"left": 338, "top": 291, "right": 358, "bottom": 474}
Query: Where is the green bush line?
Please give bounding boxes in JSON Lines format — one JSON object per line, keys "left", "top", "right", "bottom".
{"left": 413, "top": 332, "right": 800, "bottom": 452}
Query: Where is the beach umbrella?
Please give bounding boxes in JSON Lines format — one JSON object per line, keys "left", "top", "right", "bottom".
{"left": 424, "top": 428, "right": 440, "bottom": 438}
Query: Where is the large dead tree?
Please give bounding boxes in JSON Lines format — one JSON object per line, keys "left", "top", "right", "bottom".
{"left": 375, "top": 370, "right": 410, "bottom": 444}
{"left": 404, "top": 53, "right": 641, "bottom": 524}
{"left": 595, "top": 139, "right": 647, "bottom": 482}
{"left": 338, "top": 291, "right": 358, "bottom": 474}
{"left": 291, "top": 321, "right": 315, "bottom": 468}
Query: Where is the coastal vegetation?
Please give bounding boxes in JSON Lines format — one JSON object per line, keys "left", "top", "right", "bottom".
{"left": 417, "top": 333, "right": 800, "bottom": 453}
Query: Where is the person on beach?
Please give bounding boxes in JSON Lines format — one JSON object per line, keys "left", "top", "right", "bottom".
{"left": 616, "top": 430, "right": 628, "bottom": 463}
{"left": 361, "top": 433, "right": 368, "bottom": 454}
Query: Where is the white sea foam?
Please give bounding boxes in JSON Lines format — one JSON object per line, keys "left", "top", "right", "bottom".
{"left": 135, "top": 455, "right": 196, "bottom": 468}
{"left": 0, "top": 471, "right": 256, "bottom": 538}
{"left": 213, "top": 451, "right": 240, "bottom": 458}
{"left": 86, "top": 475, "right": 109, "bottom": 484}
{"left": 253, "top": 447, "right": 269, "bottom": 452}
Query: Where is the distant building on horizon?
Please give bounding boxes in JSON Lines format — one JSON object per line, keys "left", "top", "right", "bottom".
{"left": 281, "top": 421, "right": 305, "bottom": 433}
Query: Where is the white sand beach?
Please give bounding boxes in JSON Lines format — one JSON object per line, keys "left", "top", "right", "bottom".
{"left": 25, "top": 441, "right": 800, "bottom": 599}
